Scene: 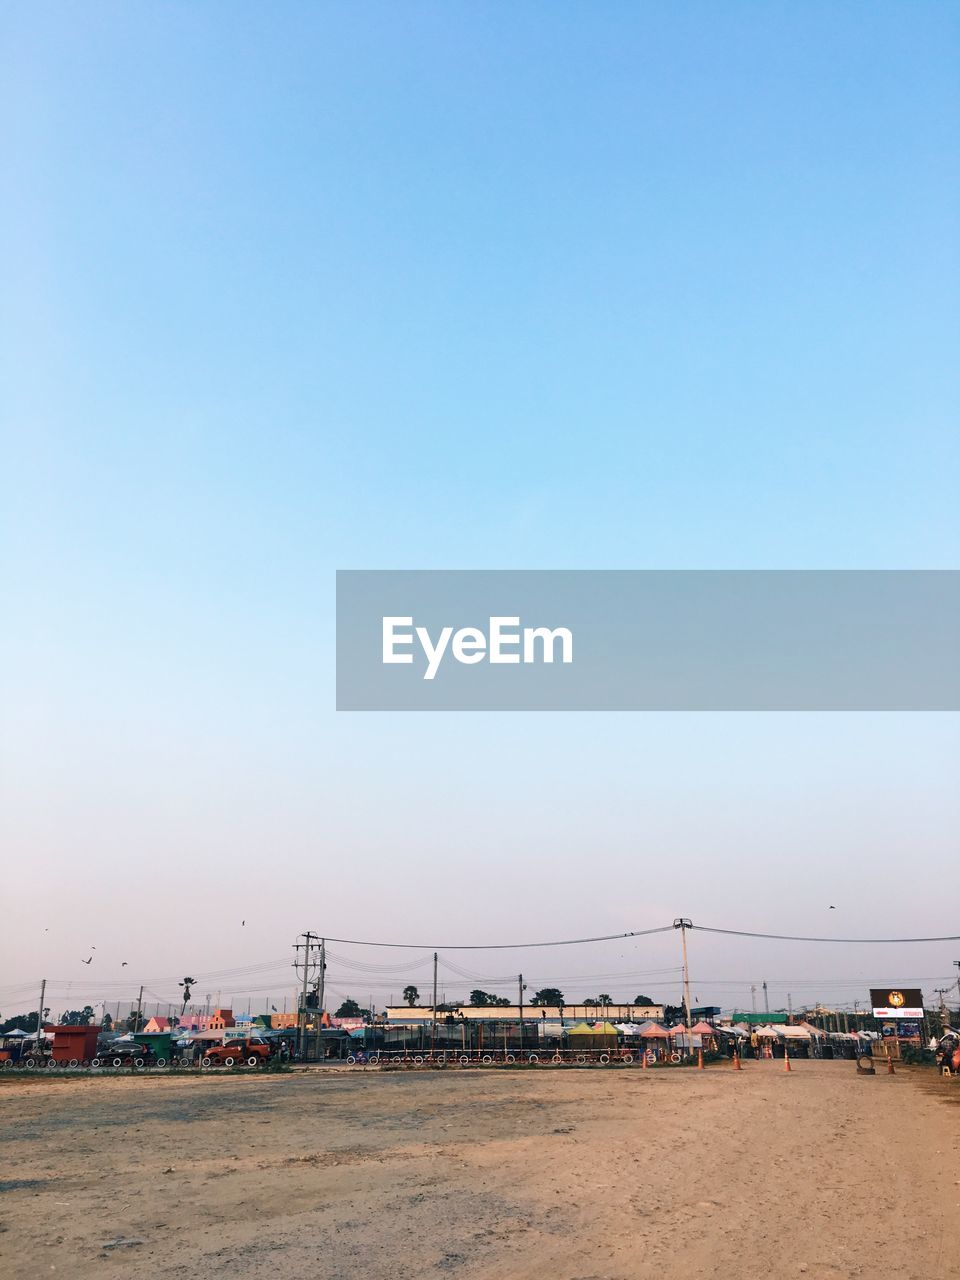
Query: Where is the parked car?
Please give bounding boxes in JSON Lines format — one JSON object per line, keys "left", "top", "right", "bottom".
{"left": 91, "top": 1040, "right": 151, "bottom": 1068}
{"left": 200, "top": 1037, "right": 271, "bottom": 1068}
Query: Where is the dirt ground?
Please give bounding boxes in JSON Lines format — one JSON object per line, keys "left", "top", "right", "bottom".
{"left": 1, "top": 1060, "right": 958, "bottom": 1280}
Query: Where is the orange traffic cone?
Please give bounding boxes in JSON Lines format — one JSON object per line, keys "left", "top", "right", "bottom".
{"left": 697, "top": 1048, "right": 704, "bottom": 1070}
{"left": 887, "top": 1054, "right": 896, "bottom": 1075}
{"left": 642, "top": 1050, "right": 647, "bottom": 1069}
{"left": 732, "top": 1052, "right": 742, "bottom": 1071}
{"left": 783, "top": 1053, "right": 792, "bottom": 1073}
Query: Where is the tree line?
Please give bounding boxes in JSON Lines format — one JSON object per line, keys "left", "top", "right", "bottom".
{"left": 330, "top": 987, "right": 658, "bottom": 1018}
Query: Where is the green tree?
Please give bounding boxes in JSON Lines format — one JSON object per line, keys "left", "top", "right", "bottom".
{"left": 634, "top": 994, "right": 654, "bottom": 1005}
{"left": 402, "top": 985, "right": 419, "bottom": 1006}
{"left": 178, "top": 977, "right": 196, "bottom": 1014}
{"left": 469, "top": 990, "right": 491, "bottom": 1006}
{"left": 597, "top": 994, "right": 613, "bottom": 1006}
{"left": 59, "top": 1006, "right": 95, "bottom": 1025}
{"left": 531, "top": 988, "right": 564, "bottom": 1007}
{"left": 336, "top": 999, "right": 362, "bottom": 1018}
{"left": 0, "top": 1012, "right": 38, "bottom": 1034}
{"left": 101, "top": 1012, "right": 114, "bottom": 1033}
{"left": 583, "top": 997, "right": 599, "bottom": 1007}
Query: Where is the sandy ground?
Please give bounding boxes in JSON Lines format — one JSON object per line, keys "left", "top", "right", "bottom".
{"left": 1, "top": 1060, "right": 958, "bottom": 1279}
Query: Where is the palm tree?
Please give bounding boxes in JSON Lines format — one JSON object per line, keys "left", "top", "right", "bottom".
{"left": 402, "top": 985, "right": 419, "bottom": 1006}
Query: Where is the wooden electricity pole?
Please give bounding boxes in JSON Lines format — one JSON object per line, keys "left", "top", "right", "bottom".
{"left": 35, "top": 978, "right": 46, "bottom": 1053}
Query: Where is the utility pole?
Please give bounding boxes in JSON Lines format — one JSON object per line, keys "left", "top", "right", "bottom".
{"left": 35, "top": 978, "right": 46, "bottom": 1054}
{"left": 751, "top": 985, "right": 757, "bottom": 1014}
{"left": 673, "top": 919, "right": 694, "bottom": 1040}
{"left": 318, "top": 938, "right": 326, "bottom": 1017}
{"left": 787, "top": 992, "right": 793, "bottom": 1020}
{"left": 134, "top": 985, "right": 144, "bottom": 1033}
{"left": 935, "top": 987, "right": 950, "bottom": 1031}
{"left": 518, "top": 974, "right": 525, "bottom": 1054}
{"left": 294, "top": 931, "right": 319, "bottom": 1061}
{"left": 762, "top": 981, "right": 769, "bottom": 1014}
{"left": 432, "top": 952, "right": 438, "bottom": 1055}
{"left": 315, "top": 938, "right": 326, "bottom": 1062}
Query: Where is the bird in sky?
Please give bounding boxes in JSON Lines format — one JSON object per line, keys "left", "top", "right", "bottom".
{"left": 121, "top": 962, "right": 128, "bottom": 967}
{"left": 829, "top": 905, "right": 836, "bottom": 910}
{"left": 81, "top": 957, "right": 93, "bottom": 965}
{"left": 242, "top": 920, "right": 246, "bottom": 926}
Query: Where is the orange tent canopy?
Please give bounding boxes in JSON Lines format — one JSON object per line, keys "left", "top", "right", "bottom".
{"left": 640, "top": 1023, "right": 670, "bottom": 1038}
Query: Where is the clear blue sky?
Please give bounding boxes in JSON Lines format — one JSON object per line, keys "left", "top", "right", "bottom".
{"left": 2, "top": 4, "right": 958, "bottom": 1016}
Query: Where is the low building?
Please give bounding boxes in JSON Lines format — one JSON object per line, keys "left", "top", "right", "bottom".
{"left": 142, "top": 1016, "right": 173, "bottom": 1034}
{"left": 385, "top": 1003, "right": 664, "bottom": 1030}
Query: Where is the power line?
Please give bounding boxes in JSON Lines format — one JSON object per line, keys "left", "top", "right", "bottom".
{"left": 694, "top": 925, "right": 960, "bottom": 944}
{"left": 315, "top": 926, "right": 675, "bottom": 951}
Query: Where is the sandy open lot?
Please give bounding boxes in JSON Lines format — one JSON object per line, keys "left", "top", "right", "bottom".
{"left": 1, "top": 1061, "right": 958, "bottom": 1279}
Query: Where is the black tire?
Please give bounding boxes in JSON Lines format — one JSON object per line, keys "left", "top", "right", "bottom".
{"left": 133, "top": 1057, "right": 146, "bottom": 1068}
{"left": 481, "top": 1054, "right": 494, "bottom": 1065}
{"left": 576, "top": 1054, "right": 587, "bottom": 1065}
{"left": 599, "top": 1053, "right": 610, "bottom": 1065}
{"left": 505, "top": 1054, "right": 516, "bottom": 1064}
{"left": 552, "top": 1053, "right": 564, "bottom": 1064}
{"left": 91, "top": 1057, "right": 102, "bottom": 1068}
{"left": 2, "top": 1060, "right": 13, "bottom": 1070}
{"left": 47, "top": 1059, "right": 58, "bottom": 1069}
{"left": 155, "top": 1057, "right": 167, "bottom": 1068}
{"left": 413, "top": 1055, "right": 424, "bottom": 1065}
{"left": 25, "top": 1057, "right": 37, "bottom": 1070}
{"left": 113, "top": 1057, "right": 124, "bottom": 1068}
{"left": 246, "top": 1056, "right": 260, "bottom": 1068}
{"left": 527, "top": 1053, "right": 539, "bottom": 1064}
{"left": 201, "top": 1056, "right": 213, "bottom": 1068}
{"left": 347, "top": 1055, "right": 357, "bottom": 1065}
{"left": 459, "top": 1055, "right": 470, "bottom": 1066}
{"left": 68, "top": 1058, "right": 80, "bottom": 1068}
{"left": 223, "top": 1056, "right": 236, "bottom": 1068}
{"left": 622, "top": 1053, "right": 634, "bottom": 1064}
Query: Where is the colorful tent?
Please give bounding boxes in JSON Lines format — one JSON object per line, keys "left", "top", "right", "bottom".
{"left": 567, "top": 1020, "right": 618, "bottom": 1049}
{"left": 639, "top": 1023, "right": 670, "bottom": 1038}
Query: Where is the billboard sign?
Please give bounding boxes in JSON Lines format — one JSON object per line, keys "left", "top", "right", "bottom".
{"left": 870, "top": 988, "right": 923, "bottom": 1019}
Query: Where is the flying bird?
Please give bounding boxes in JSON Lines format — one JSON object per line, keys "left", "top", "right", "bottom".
{"left": 81, "top": 957, "right": 93, "bottom": 965}
{"left": 829, "top": 905, "right": 836, "bottom": 910}
{"left": 241, "top": 920, "right": 246, "bottom": 926}
{"left": 121, "top": 962, "right": 128, "bottom": 967}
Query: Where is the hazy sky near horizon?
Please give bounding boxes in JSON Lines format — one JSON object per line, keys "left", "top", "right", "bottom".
{"left": 2, "top": 4, "right": 958, "bottom": 1017}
